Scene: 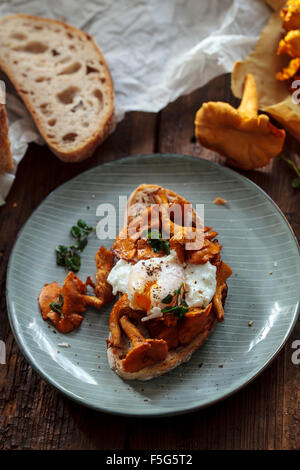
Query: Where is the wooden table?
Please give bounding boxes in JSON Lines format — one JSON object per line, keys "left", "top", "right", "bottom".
{"left": 0, "top": 74, "right": 299, "bottom": 450}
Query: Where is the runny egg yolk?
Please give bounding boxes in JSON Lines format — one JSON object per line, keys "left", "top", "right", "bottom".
{"left": 127, "top": 252, "right": 184, "bottom": 319}
{"left": 132, "top": 281, "right": 156, "bottom": 311}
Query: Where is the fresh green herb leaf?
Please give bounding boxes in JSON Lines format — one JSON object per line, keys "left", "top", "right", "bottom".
{"left": 161, "top": 305, "right": 177, "bottom": 314}
{"left": 57, "top": 293, "right": 64, "bottom": 307}
{"left": 55, "top": 220, "right": 94, "bottom": 272}
{"left": 173, "top": 305, "right": 189, "bottom": 318}
{"left": 70, "top": 225, "right": 82, "bottom": 239}
{"left": 56, "top": 245, "right": 68, "bottom": 254}
{"left": 147, "top": 230, "right": 170, "bottom": 255}
{"left": 65, "top": 253, "right": 81, "bottom": 272}
{"left": 49, "top": 294, "right": 64, "bottom": 316}
{"left": 77, "top": 219, "right": 87, "bottom": 229}
{"left": 160, "top": 240, "right": 170, "bottom": 255}
{"left": 161, "top": 304, "right": 189, "bottom": 318}
{"left": 74, "top": 237, "right": 88, "bottom": 251}
{"left": 55, "top": 245, "right": 68, "bottom": 266}
{"left": 152, "top": 244, "right": 160, "bottom": 253}
{"left": 161, "top": 283, "right": 188, "bottom": 318}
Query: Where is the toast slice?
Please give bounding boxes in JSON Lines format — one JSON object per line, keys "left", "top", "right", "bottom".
{"left": 0, "top": 14, "right": 114, "bottom": 162}
{"left": 0, "top": 88, "right": 13, "bottom": 173}
{"left": 107, "top": 302, "right": 219, "bottom": 381}
{"left": 107, "top": 184, "right": 231, "bottom": 381}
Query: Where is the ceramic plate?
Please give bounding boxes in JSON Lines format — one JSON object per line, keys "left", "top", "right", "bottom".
{"left": 6, "top": 154, "right": 300, "bottom": 416}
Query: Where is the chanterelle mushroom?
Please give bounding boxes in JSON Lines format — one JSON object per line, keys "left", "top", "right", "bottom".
{"left": 38, "top": 272, "right": 103, "bottom": 334}
{"left": 277, "top": 29, "right": 300, "bottom": 58}
{"left": 194, "top": 73, "right": 286, "bottom": 170}
{"left": 276, "top": 57, "right": 300, "bottom": 81}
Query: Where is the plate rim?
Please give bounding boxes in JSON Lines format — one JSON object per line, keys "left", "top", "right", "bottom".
{"left": 6, "top": 153, "right": 300, "bottom": 417}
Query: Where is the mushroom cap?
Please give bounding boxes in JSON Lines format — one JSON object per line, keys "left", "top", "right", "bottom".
{"left": 122, "top": 338, "right": 168, "bottom": 373}
{"left": 61, "top": 271, "right": 87, "bottom": 315}
{"left": 38, "top": 279, "right": 84, "bottom": 333}
{"left": 194, "top": 102, "right": 286, "bottom": 170}
{"left": 38, "top": 282, "right": 61, "bottom": 320}
{"left": 94, "top": 246, "right": 114, "bottom": 303}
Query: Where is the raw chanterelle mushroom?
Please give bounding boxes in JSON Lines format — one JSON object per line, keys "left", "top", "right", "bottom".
{"left": 194, "top": 73, "right": 286, "bottom": 170}
{"left": 277, "top": 29, "right": 300, "bottom": 58}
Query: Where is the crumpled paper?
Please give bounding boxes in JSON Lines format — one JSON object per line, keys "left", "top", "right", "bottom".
{"left": 232, "top": 0, "right": 300, "bottom": 143}
{"left": 0, "top": 0, "right": 271, "bottom": 204}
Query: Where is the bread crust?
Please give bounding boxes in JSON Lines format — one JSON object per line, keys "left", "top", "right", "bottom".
{"left": 126, "top": 183, "right": 202, "bottom": 226}
{"left": 107, "top": 184, "right": 229, "bottom": 381}
{"left": 0, "top": 14, "right": 115, "bottom": 162}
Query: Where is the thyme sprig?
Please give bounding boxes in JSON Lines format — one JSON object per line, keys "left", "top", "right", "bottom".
{"left": 147, "top": 230, "right": 170, "bottom": 255}
{"left": 49, "top": 293, "right": 64, "bottom": 317}
{"left": 55, "top": 219, "right": 94, "bottom": 273}
{"left": 161, "top": 283, "right": 188, "bottom": 318}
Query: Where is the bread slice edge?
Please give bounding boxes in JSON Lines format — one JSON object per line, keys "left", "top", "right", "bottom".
{"left": 0, "top": 14, "right": 115, "bottom": 162}
{"left": 0, "top": 88, "right": 14, "bottom": 173}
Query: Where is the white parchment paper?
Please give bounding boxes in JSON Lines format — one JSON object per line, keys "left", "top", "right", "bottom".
{"left": 0, "top": 0, "right": 271, "bottom": 204}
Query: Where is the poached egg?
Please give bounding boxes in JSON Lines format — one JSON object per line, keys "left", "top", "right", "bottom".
{"left": 107, "top": 251, "right": 216, "bottom": 321}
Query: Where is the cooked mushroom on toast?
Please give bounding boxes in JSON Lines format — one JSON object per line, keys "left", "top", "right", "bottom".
{"left": 106, "top": 184, "right": 232, "bottom": 380}
{"left": 38, "top": 184, "right": 232, "bottom": 381}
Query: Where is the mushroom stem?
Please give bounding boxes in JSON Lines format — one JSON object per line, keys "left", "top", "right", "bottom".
{"left": 83, "top": 295, "right": 103, "bottom": 309}
{"left": 237, "top": 73, "right": 258, "bottom": 119}
{"left": 120, "top": 315, "right": 145, "bottom": 346}
{"left": 120, "top": 315, "right": 169, "bottom": 372}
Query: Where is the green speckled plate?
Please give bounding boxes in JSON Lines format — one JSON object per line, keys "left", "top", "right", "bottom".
{"left": 6, "top": 154, "right": 300, "bottom": 416}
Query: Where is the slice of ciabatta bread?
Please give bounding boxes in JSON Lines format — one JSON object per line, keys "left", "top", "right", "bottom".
{"left": 0, "top": 14, "right": 114, "bottom": 162}
{"left": 0, "top": 88, "right": 14, "bottom": 173}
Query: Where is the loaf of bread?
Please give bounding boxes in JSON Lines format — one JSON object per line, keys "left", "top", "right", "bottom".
{"left": 0, "top": 14, "right": 115, "bottom": 162}
{"left": 0, "top": 87, "right": 13, "bottom": 173}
